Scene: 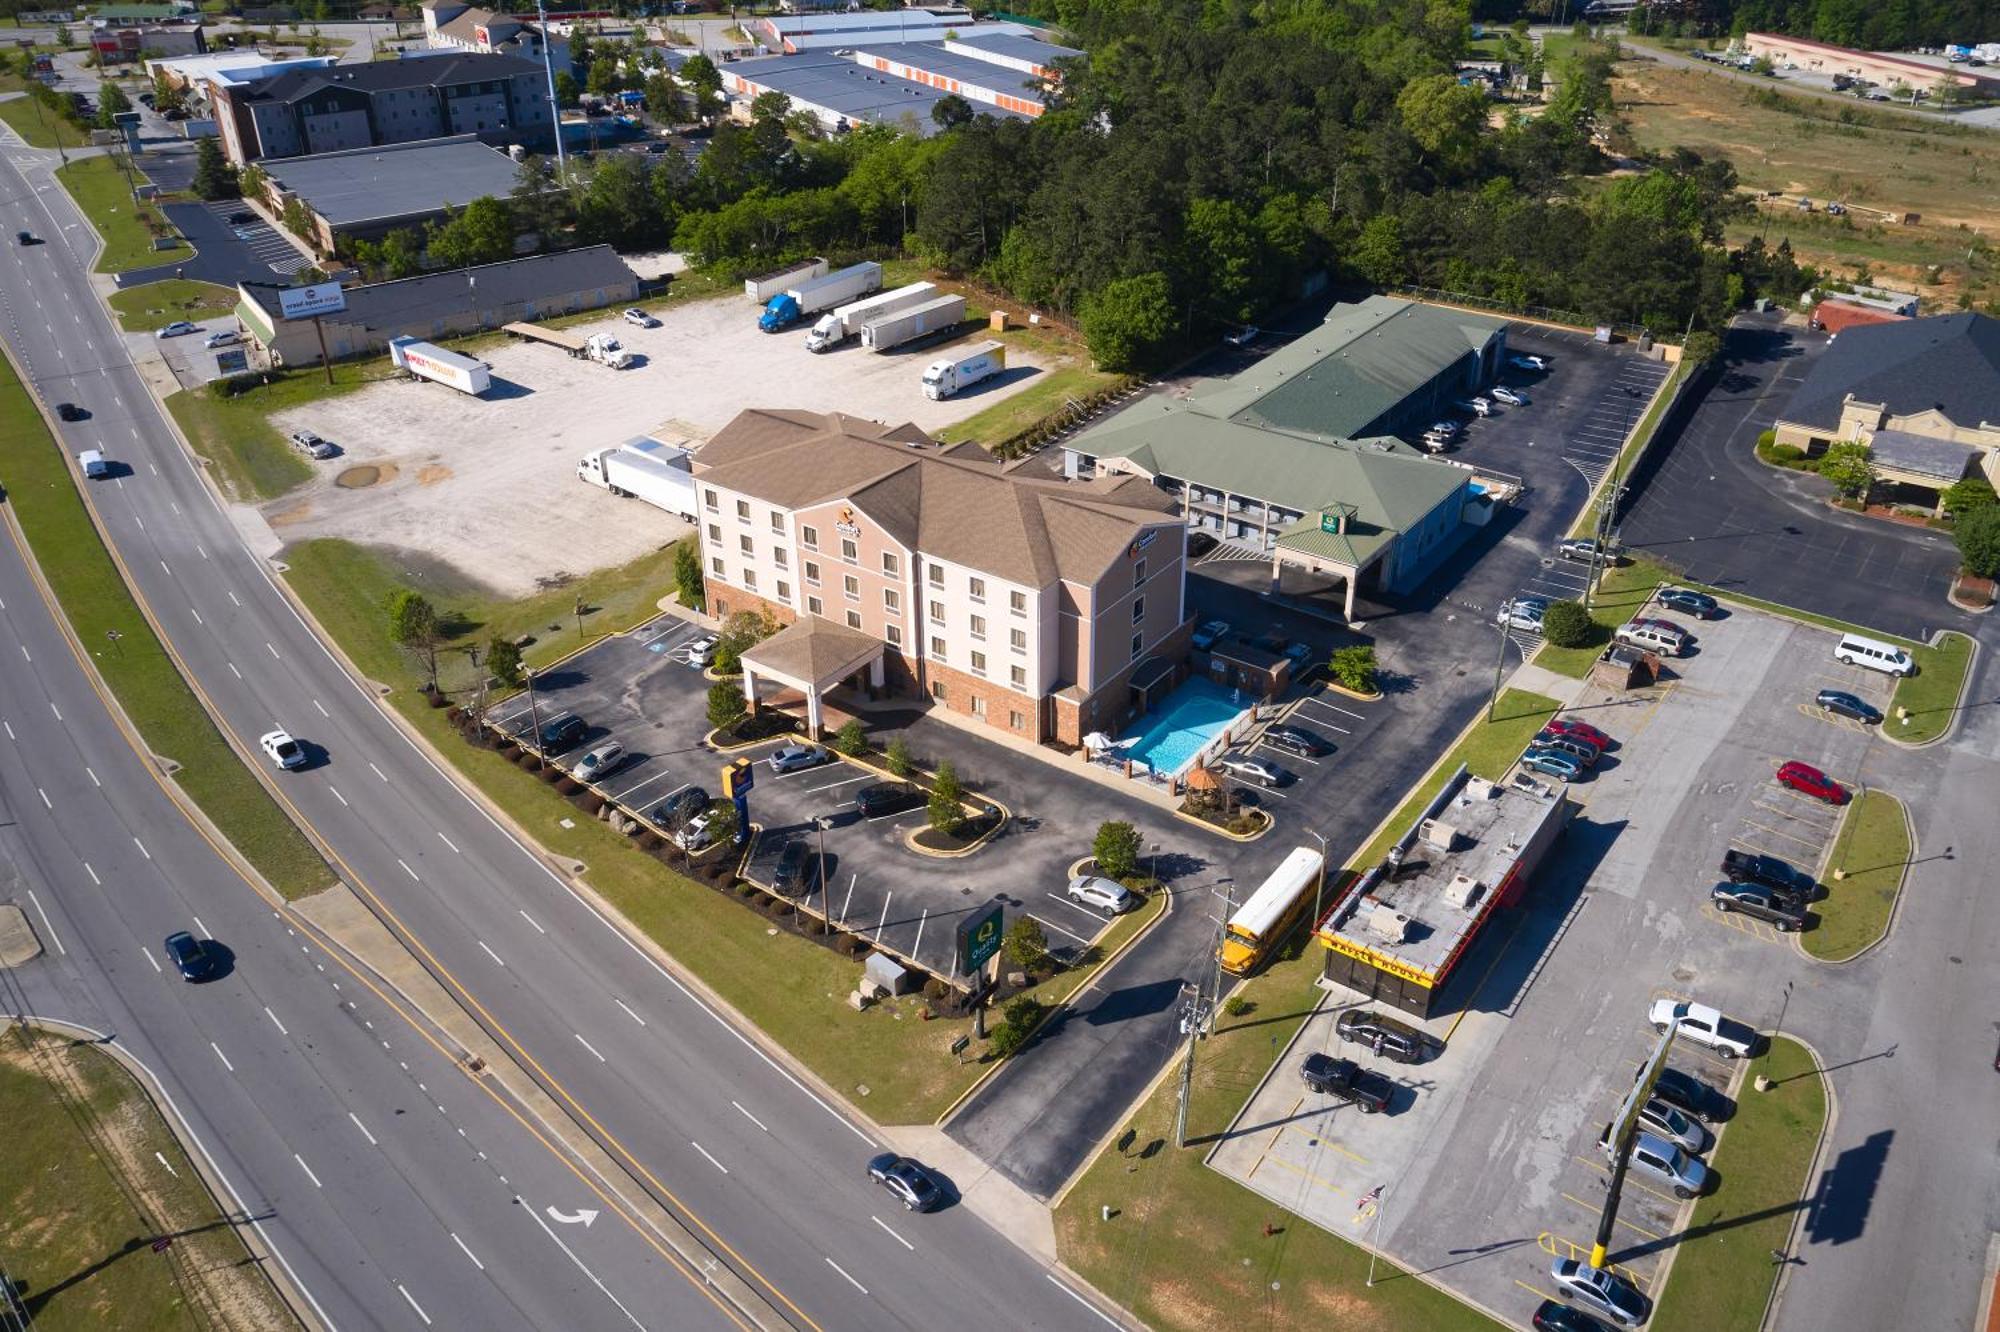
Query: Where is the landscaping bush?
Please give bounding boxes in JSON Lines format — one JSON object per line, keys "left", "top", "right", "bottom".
{"left": 989, "top": 995, "right": 1046, "bottom": 1058}
{"left": 1091, "top": 820, "right": 1142, "bottom": 880}
{"left": 706, "top": 680, "right": 746, "bottom": 729}
{"left": 556, "top": 777, "right": 582, "bottom": 796}
{"left": 1003, "top": 916, "right": 1048, "bottom": 971}
{"left": 928, "top": 760, "right": 966, "bottom": 836}
{"left": 1540, "top": 598, "right": 1594, "bottom": 648}
{"left": 1818, "top": 440, "right": 1874, "bottom": 499}
{"left": 1328, "top": 644, "right": 1378, "bottom": 693}
{"left": 583, "top": 793, "right": 608, "bottom": 815}
{"left": 1223, "top": 994, "right": 1254, "bottom": 1017}
{"left": 1943, "top": 476, "right": 1998, "bottom": 518}
{"left": 833, "top": 718, "right": 868, "bottom": 756}
{"left": 923, "top": 977, "right": 950, "bottom": 1001}
{"left": 1956, "top": 505, "right": 2000, "bottom": 578}
{"left": 885, "top": 735, "right": 914, "bottom": 779}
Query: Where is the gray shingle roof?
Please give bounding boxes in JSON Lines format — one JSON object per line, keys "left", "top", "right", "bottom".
{"left": 1864, "top": 428, "right": 1980, "bottom": 484}
{"left": 1778, "top": 311, "right": 2000, "bottom": 434}
{"left": 239, "top": 244, "right": 635, "bottom": 332}
{"left": 239, "top": 51, "right": 542, "bottom": 104}
{"left": 260, "top": 135, "right": 521, "bottom": 228}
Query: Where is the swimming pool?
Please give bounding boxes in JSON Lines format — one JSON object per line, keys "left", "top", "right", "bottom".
{"left": 1120, "top": 676, "right": 1250, "bottom": 776}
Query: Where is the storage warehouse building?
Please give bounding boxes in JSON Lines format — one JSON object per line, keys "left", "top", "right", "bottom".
{"left": 251, "top": 135, "right": 525, "bottom": 252}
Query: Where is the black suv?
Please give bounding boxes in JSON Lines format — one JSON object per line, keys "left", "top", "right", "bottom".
{"left": 1334, "top": 1009, "right": 1439, "bottom": 1064}
{"left": 536, "top": 713, "right": 587, "bottom": 753}
{"left": 652, "top": 785, "right": 709, "bottom": 829}
{"left": 1262, "top": 724, "right": 1329, "bottom": 759}
{"left": 1300, "top": 1052, "right": 1393, "bottom": 1112}
{"left": 1720, "top": 849, "right": 1815, "bottom": 905}
{"left": 1710, "top": 881, "right": 1807, "bottom": 931}
{"left": 1641, "top": 1065, "right": 1727, "bottom": 1123}
{"left": 855, "top": 783, "right": 924, "bottom": 819}
{"left": 771, "top": 840, "right": 815, "bottom": 896}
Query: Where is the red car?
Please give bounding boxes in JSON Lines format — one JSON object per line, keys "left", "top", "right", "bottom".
{"left": 1544, "top": 717, "right": 1612, "bottom": 751}
{"left": 1776, "top": 761, "right": 1846, "bottom": 804}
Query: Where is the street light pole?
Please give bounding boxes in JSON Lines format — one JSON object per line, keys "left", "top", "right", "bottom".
{"left": 1365, "top": 1183, "right": 1390, "bottom": 1287}
{"left": 1307, "top": 829, "right": 1330, "bottom": 933}
{"left": 523, "top": 665, "right": 546, "bottom": 770}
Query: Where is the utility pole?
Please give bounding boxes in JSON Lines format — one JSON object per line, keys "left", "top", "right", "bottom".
{"left": 535, "top": 0, "right": 566, "bottom": 176}
{"left": 1487, "top": 614, "right": 1511, "bottom": 721}
{"left": 523, "top": 665, "right": 546, "bottom": 771}
{"left": 1174, "top": 878, "right": 1234, "bottom": 1148}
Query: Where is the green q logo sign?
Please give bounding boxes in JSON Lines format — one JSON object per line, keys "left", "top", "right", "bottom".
{"left": 956, "top": 900, "right": 1005, "bottom": 977}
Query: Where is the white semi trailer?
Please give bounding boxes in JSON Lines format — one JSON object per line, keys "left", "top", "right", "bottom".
{"left": 388, "top": 336, "right": 491, "bottom": 395}
{"left": 576, "top": 437, "right": 698, "bottom": 521}
{"left": 860, "top": 293, "right": 966, "bottom": 352}
{"left": 804, "top": 281, "right": 937, "bottom": 352}
{"left": 744, "top": 257, "right": 828, "bottom": 303}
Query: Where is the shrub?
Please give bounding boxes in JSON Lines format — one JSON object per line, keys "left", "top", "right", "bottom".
{"left": 1328, "top": 644, "right": 1378, "bottom": 693}
{"left": 1540, "top": 599, "right": 1594, "bottom": 648}
{"left": 885, "top": 735, "right": 914, "bottom": 779}
{"left": 1818, "top": 440, "right": 1874, "bottom": 499}
{"left": 1091, "top": 820, "right": 1142, "bottom": 880}
{"left": 1956, "top": 505, "right": 2000, "bottom": 578}
{"left": 1942, "top": 476, "right": 1997, "bottom": 517}
{"left": 1003, "top": 916, "right": 1048, "bottom": 971}
{"left": 1222, "top": 994, "right": 1254, "bottom": 1017}
{"left": 706, "top": 680, "right": 745, "bottom": 729}
{"left": 988, "top": 995, "right": 1047, "bottom": 1058}
{"left": 927, "top": 760, "right": 965, "bottom": 836}
{"left": 923, "top": 977, "right": 950, "bottom": 1001}
{"left": 833, "top": 718, "right": 867, "bottom": 756}
{"left": 1772, "top": 443, "right": 1805, "bottom": 465}
{"left": 555, "top": 777, "right": 582, "bottom": 796}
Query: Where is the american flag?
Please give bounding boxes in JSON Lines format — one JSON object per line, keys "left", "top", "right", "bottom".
{"left": 1357, "top": 1185, "right": 1384, "bottom": 1206}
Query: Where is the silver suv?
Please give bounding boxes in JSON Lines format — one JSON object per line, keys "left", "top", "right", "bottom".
{"left": 289, "top": 429, "right": 335, "bottom": 460}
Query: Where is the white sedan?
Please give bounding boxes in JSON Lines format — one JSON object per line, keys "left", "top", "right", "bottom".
{"left": 260, "top": 729, "right": 306, "bottom": 770}
{"left": 157, "top": 320, "right": 199, "bottom": 338}
{"left": 1491, "top": 386, "right": 1528, "bottom": 406}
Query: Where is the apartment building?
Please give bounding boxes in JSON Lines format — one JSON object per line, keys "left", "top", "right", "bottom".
{"left": 420, "top": 0, "right": 570, "bottom": 75}
{"left": 693, "top": 410, "right": 1191, "bottom": 746}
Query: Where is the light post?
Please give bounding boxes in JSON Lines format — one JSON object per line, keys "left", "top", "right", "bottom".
{"left": 1307, "top": 829, "right": 1330, "bottom": 932}
{"left": 814, "top": 813, "right": 831, "bottom": 925}
{"left": 104, "top": 628, "right": 123, "bottom": 657}
{"left": 523, "top": 665, "right": 546, "bottom": 770}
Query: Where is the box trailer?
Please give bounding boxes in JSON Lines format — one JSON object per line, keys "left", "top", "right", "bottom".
{"left": 921, "top": 339, "right": 1006, "bottom": 399}
{"left": 577, "top": 438, "right": 697, "bottom": 520}
{"left": 804, "top": 281, "right": 937, "bottom": 352}
{"left": 388, "top": 336, "right": 491, "bottom": 395}
{"left": 759, "top": 261, "right": 883, "bottom": 332}
{"left": 860, "top": 292, "right": 966, "bottom": 352}
{"left": 744, "top": 257, "right": 828, "bottom": 303}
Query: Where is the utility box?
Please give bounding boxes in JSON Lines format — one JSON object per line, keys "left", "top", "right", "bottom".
{"left": 864, "top": 951, "right": 914, "bottom": 995}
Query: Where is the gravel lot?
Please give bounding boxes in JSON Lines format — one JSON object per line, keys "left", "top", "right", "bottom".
{"left": 261, "top": 295, "right": 1053, "bottom": 597}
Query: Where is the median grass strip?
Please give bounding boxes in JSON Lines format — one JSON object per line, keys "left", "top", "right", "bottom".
{"left": 1052, "top": 689, "right": 1558, "bottom": 1332}
{"left": 107, "top": 279, "right": 239, "bottom": 333}
{"left": 1649, "top": 1036, "right": 1825, "bottom": 1332}
{"left": 56, "top": 154, "right": 187, "bottom": 273}
{"left": 0, "top": 350, "right": 331, "bottom": 899}
{"left": 0, "top": 1025, "right": 300, "bottom": 1332}
{"left": 1888, "top": 631, "right": 1972, "bottom": 745}
{"left": 276, "top": 535, "right": 1158, "bottom": 1124}
{"left": 0, "top": 90, "right": 92, "bottom": 150}
{"left": 1806, "top": 789, "right": 1909, "bottom": 962}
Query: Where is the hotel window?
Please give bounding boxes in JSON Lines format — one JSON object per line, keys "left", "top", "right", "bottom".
{"left": 1010, "top": 628, "right": 1026, "bottom": 653}
{"left": 776, "top": 580, "right": 791, "bottom": 603}
{"left": 738, "top": 534, "right": 754, "bottom": 556}
{"left": 1008, "top": 709, "right": 1025, "bottom": 730}
{"left": 735, "top": 499, "right": 750, "bottom": 521}
{"left": 840, "top": 538, "right": 858, "bottom": 564}
{"left": 804, "top": 560, "right": 820, "bottom": 586}
{"left": 770, "top": 511, "right": 784, "bottom": 533}
{"left": 1131, "top": 631, "right": 1143, "bottom": 660}
{"left": 742, "top": 569, "right": 757, "bottom": 591}
{"left": 710, "top": 556, "right": 724, "bottom": 577}
{"left": 968, "top": 577, "right": 986, "bottom": 603}
{"left": 1010, "top": 590, "right": 1027, "bottom": 615}
{"left": 843, "top": 574, "right": 860, "bottom": 601}
{"left": 930, "top": 680, "right": 947, "bottom": 701}
{"left": 773, "top": 547, "right": 788, "bottom": 569}
{"left": 883, "top": 588, "right": 900, "bottom": 615}
{"left": 882, "top": 552, "right": 899, "bottom": 577}
{"left": 969, "top": 614, "right": 986, "bottom": 641}
{"left": 702, "top": 492, "right": 718, "bottom": 516}
{"left": 807, "top": 595, "right": 824, "bottom": 616}
{"left": 846, "top": 610, "right": 863, "bottom": 630}
{"left": 930, "top": 635, "right": 947, "bottom": 659}
{"left": 707, "top": 523, "right": 721, "bottom": 543}
{"left": 970, "top": 696, "right": 986, "bottom": 718}
{"left": 1010, "top": 665, "right": 1026, "bottom": 690}
{"left": 970, "top": 650, "right": 987, "bottom": 677}
{"left": 1132, "top": 596, "right": 1145, "bottom": 625}
{"left": 1134, "top": 557, "right": 1147, "bottom": 584}
{"left": 885, "top": 623, "right": 903, "bottom": 647}
{"left": 928, "top": 600, "right": 945, "bottom": 623}
{"left": 928, "top": 563, "right": 944, "bottom": 588}
{"left": 801, "top": 524, "right": 819, "bottom": 550}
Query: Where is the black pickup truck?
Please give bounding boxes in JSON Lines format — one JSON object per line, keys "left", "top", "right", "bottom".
{"left": 1301, "top": 1053, "right": 1395, "bottom": 1113}
{"left": 1720, "top": 849, "right": 1815, "bottom": 904}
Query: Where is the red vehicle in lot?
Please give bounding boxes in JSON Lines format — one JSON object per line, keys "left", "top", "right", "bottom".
{"left": 1543, "top": 717, "right": 1612, "bottom": 751}
{"left": 1776, "top": 760, "right": 1847, "bottom": 804}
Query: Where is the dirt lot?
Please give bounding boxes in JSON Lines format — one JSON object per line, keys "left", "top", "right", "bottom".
{"left": 262, "top": 295, "right": 1054, "bottom": 598}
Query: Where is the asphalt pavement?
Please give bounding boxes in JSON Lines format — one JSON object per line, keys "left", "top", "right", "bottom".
{"left": 0, "top": 109, "right": 1134, "bottom": 1332}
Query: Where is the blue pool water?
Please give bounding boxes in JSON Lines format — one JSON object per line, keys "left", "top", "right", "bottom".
{"left": 1121, "top": 677, "right": 1248, "bottom": 775}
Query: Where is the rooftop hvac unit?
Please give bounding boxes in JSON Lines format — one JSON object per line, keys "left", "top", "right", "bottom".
{"left": 1358, "top": 898, "right": 1412, "bottom": 944}
{"left": 1419, "top": 818, "right": 1458, "bottom": 853}
{"left": 1465, "top": 776, "right": 1498, "bottom": 801}
{"left": 1443, "top": 873, "right": 1483, "bottom": 911}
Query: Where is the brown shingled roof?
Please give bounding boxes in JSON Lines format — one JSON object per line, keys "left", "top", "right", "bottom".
{"left": 693, "top": 409, "right": 1175, "bottom": 586}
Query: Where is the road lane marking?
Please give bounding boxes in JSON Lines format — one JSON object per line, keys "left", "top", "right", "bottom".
{"left": 871, "top": 1216, "right": 913, "bottom": 1251}
{"left": 477, "top": 941, "right": 504, "bottom": 966}
{"left": 437, "top": 832, "right": 459, "bottom": 854}
{"left": 82, "top": 862, "right": 99, "bottom": 885}
{"left": 190, "top": 607, "right": 203, "bottom": 625}
{"left": 143, "top": 946, "right": 161, "bottom": 972}
{"left": 348, "top": 1111, "right": 377, "bottom": 1146}
{"left": 2, "top": 722, "right": 11, "bottom": 740}
{"left": 85, "top": 766, "right": 98, "bottom": 787}
{"left": 396, "top": 1283, "right": 432, "bottom": 1326}
{"left": 19, "top": 645, "right": 28, "bottom": 662}
{"left": 26, "top": 890, "right": 64, "bottom": 955}
{"left": 36, "top": 788, "right": 50, "bottom": 809}
{"left": 227, "top": 590, "right": 239, "bottom": 606}
{"left": 824, "top": 1258, "right": 867, "bottom": 1295}
{"left": 196, "top": 544, "right": 207, "bottom": 560}
{"left": 265, "top": 1006, "right": 288, "bottom": 1037}
{"left": 328, "top": 785, "right": 348, "bottom": 807}
{"left": 313, "top": 698, "right": 328, "bottom": 718}
{"left": 451, "top": 1233, "right": 484, "bottom": 1271}
{"left": 265, "top": 641, "right": 279, "bottom": 659}
{"left": 397, "top": 858, "right": 420, "bottom": 882}
{"left": 133, "top": 836, "right": 150, "bottom": 860}
{"left": 210, "top": 1042, "right": 235, "bottom": 1072}
{"left": 227, "top": 662, "right": 241, "bottom": 679}
{"left": 691, "top": 1141, "right": 729, "bottom": 1174}
{"left": 525, "top": 1198, "right": 650, "bottom": 1330}
{"left": 369, "top": 761, "right": 387, "bottom": 782}
{"left": 520, "top": 909, "right": 546, "bottom": 934}
{"left": 575, "top": 1032, "right": 607, "bottom": 1062}
{"left": 160, "top": 560, "right": 171, "bottom": 577}
{"left": 193, "top": 916, "right": 208, "bottom": 937}
{"left": 49, "top": 702, "right": 60, "bottom": 722}
{"left": 615, "top": 999, "right": 645, "bottom": 1026}
{"left": 733, "top": 1101, "right": 768, "bottom": 1133}
{"left": 1046, "top": 1275, "right": 1121, "bottom": 1327}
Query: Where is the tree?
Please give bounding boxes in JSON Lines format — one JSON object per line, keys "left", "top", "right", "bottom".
{"left": 94, "top": 80, "right": 129, "bottom": 129}
{"left": 385, "top": 589, "right": 442, "bottom": 690}
{"left": 1956, "top": 505, "right": 2000, "bottom": 578}
{"left": 930, "top": 93, "right": 973, "bottom": 131}
{"left": 643, "top": 71, "right": 678, "bottom": 120}
{"left": 586, "top": 57, "right": 618, "bottom": 99}
{"left": 1541, "top": 599, "right": 1593, "bottom": 648}
{"left": 191, "top": 135, "right": 239, "bottom": 201}
{"left": 1941, "top": 477, "right": 1996, "bottom": 518}
{"left": 281, "top": 196, "right": 314, "bottom": 242}
{"left": 1328, "top": 645, "right": 1378, "bottom": 693}
{"left": 672, "top": 539, "right": 705, "bottom": 610}
{"left": 750, "top": 89, "right": 792, "bottom": 124}
{"left": 1395, "top": 74, "right": 1486, "bottom": 172}
{"left": 485, "top": 636, "right": 522, "bottom": 688}
{"left": 1091, "top": 820, "right": 1141, "bottom": 881}
{"left": 706, "top": 680, "right": 746, "bottom": 729}
{"left": 1681, "top": 329, "right": 1721, "bottom": 368}
{"left": 1350, "top": 214, "right": 1409, "bottom": 286}
{"left": 987, "top": 996, "right": 1044, "bottom": 1058}
{"left": 428, "top": 195, "right": 514, "bottom": 268}
{"left": 884, "top": 735, "right": 913, "bottom": 779}
{"left": 352, "top": 227, "right": 423, "bottom": 281}
{"left": 238, "top": 163, "right": 267, "bottom": 201}
{"left": 679, "top": 53, "right": 722, "bottom": 121}
{"left": 1079, "top": 271, "right": 1173, "bottom": 373}
{"left": 1002, "top": 916, "right": 1047, "bottom": 971}
{"left": 554, "top": 70, "right": 579, "bottom": 107}
{"left": 833, "top": 718, "right": 867, "bottom": 756}
{"left": 575, "top": 154, "right": 668, "bottom": 251}
{"left": 927, "top": 760, "right": 965, "bottom": 836}
{"left": 1818, "top": 441, "right": 1874, "bottom": 500}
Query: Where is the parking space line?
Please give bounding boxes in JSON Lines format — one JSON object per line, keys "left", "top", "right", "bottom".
{"left": 1560, "top": 1191, "right": 1663, "bottom": 1240}
{"left": 1537, "top": 1233, "right": 1652, "bottom": 1289}
{"left": 804, "top": 773, "right": 872, "bottom": 795}
{"left": 1026, "top": 910, "right": 1094, "bottom": 948}
{"left": 1572, "top": 1157, "right": 1684, "bottom": 1207}
{"left": 1247, "top": 1151, "right": 1348, "bottom": 1198}
{"left": 1740, "top": 815, "right": 1830, "bottom": 850}
{"left": 1276, "top": 1121, "right": 1369, "bottom": 1165}
{"left": 607, "top": 768, "right": 678, "bottom": 803}
{"left": 1701, "top": 903, "right": 1783, "bottom": 943}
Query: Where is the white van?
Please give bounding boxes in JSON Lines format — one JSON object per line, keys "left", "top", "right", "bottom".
{"left": 1834, "top": 633, "right": 1914, "bottom": 677}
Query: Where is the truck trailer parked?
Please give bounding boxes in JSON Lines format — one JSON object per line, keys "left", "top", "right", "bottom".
{"left": 920, "top": 339, "right": 1006, "bottom": 399}
{"left": 759, "top": 261, "right": 883, "bottom": 333}
{"left": 388, "top": 336, "right": 491, "bottom": 395}
{"left": 503, "top": 321, "right": 587, "bottom": 355}
{"left": 576, "top": 437, "right": 698, "bottom": 521}
{"left": 805, "top": 281, "right": 937, "bottom": 352}
{"left": 502, "top": 321, "right": 633, "bottom": 368}
{"left": 860, "top": 293, "right": 966, "bottom": 352}
{"left": 744, "top": 257, "right": 827, "bottom": 303}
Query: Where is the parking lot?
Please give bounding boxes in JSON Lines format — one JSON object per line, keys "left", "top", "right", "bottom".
{"left": 263, "top": 293, "right": 1054, "bottom": 597}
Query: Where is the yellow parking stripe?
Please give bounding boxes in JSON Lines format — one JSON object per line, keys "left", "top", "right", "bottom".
{"left": 1561, "top": 1191, "right": 1664, "bottom": 1240}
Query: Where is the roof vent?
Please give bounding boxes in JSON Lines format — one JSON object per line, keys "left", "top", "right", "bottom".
{"left": 1442, "top": 873, "right": 1483, "bottom": 911}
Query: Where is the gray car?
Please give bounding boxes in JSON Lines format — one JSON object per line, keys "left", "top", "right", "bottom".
{"left": 1604, "top": 1128, "right": 1710, "bottom": 1198}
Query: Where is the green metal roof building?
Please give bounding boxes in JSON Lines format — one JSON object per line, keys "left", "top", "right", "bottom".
{"left": 1066, "top": 297, "right": 1507, "bottom": 620}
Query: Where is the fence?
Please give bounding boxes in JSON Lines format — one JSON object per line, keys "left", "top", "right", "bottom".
{"left": 1384, "top": 285, "right": 1651, "bottom": 342}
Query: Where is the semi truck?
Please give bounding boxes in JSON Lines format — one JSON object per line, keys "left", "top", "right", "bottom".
{"left": 744, "top": 257, "right": 827, "bottom": 303}
{"left": 502, "top": 321, "right": 632, "bottom": 368}
{"left": 859, "top": 292, "right": 965, "bottom": 352}
{"left": 759, "top": 261, "right": 883, "bottom": 333}
{"left": 804, "top": 281, "right": 936, "bottom": 352}
{"left": 576, "top": 438, "right": 698, "bottom": 520}
{"left": 585, "top": 332, "right": 634, "bottom": 369}
{"left": 920, "top": 339, "right": 1006, "bottom": 400}
{"left": 388, "top": 336, "right": 491, "bottom": 395}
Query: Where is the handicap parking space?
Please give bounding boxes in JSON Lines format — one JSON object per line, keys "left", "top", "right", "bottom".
{"left": 205, "top": 201, "right": 310, "bottom": 275}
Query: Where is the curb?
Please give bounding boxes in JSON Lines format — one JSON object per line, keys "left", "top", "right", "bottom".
{"left": 1759, "top": 1035, "right": 1837, "bottom": 1331}
{"left": 1324, "top": 681, "right": 1384, "bottom": 702}
{"left": 1171, "top": 804, "right": 1274, "bottom": 842}
{"left": 1801, "top": 790, "right": 1914, "bottom": 967}
{"left": 932, "top": 886, "right": 1174, "bottom": 1129}
{"left": 1881, "top": 631, "right": 1980, "bottom": 751}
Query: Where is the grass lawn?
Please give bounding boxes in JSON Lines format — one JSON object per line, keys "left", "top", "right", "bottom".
{"left": 106, "top": 279, "right": 239, "bottom": 333}
{"left": 277, "top": 535, "right": 1161, "bottom": 1124}
{"left": 1805, "top": 789, "right": 1909, "bottom": 962}
{"left": 1649, "top": 1037, "right": 1825, "bottom": 1332}
{"left": 162, "top": 362, "right": 409, "bottom": 502}
{"left": 0, "top": 91, "right": 91, "bottom": 149}
{"left": 1052, "top": 688, "right": 1559, "bottom": 1332}
{"left": 1888, "top": 631, "right": 1972, "bottom": 745}
{"left": 1534, "top": 560, "right": 1669, "bottom": 677}
{"left": 0, "top": 350, "right": 331, "bottom": 899}
{"left": 56, "top": 154, "right": 188, "bottom": 273}
{"left": 933, "top": 363, "right": 1121, "bottom": 450}
{"left": 0, "top": 1026, "right": 298, "bottom": 1332}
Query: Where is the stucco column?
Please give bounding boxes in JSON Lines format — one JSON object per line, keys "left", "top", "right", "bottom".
{"left": 741, "top": 663, "right": 759, "bottom": 715}
{"left": 1269, "top": 550, "right": 1283, "bottom": 595}
{"left": 869, "top": 656, "right": 885, "bottom": 689}
{"left": 1344, "top": 572, "right": 1359, "bottom": 622}
{"left": 806, "top": 686, "right": 824, "bottom": 739}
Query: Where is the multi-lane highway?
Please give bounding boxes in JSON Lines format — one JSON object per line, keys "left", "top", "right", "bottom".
{"left": 0, "top": 121, "right": 1126, "bottom": 1329}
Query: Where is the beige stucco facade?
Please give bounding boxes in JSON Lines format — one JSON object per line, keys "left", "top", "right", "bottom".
{"left": 1773, "top": 394, "right": 2000, "bottom": 486}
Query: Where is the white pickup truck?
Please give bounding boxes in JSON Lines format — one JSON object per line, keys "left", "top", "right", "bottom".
{"left": 1648, "top": 999, "right": 1759, "bottom": 1059}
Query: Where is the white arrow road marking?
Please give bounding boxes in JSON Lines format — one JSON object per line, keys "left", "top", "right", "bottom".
{"left": 544, "top": 1206, "right": 599, "bottom": 1227}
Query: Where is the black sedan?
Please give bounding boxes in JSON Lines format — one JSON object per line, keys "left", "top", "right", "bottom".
{"left": 1262, "top": 724, "right": 1330, "bottom": 759}
{"left": 1334, "top": 1008, "right": 1440, "bottom": 1064}
{"left": 1656, "top": 586, "right": 1719, "bottom": 619}
{"left": 1642, "top": 1065, "right": 1728, "bottom": 1123}
{"left": 1533, "top": 1299, "right": 1615, "bottom": 1332}
{"left": 867, "top": 1153, "right": 943, "bottom": 1212}
{"left": 854, "top": 783, "right": 925, "bottom": 819}
{"left": 56, "top": 402, "right": 85, "bottom": 421}
{"left": 1815, "top": 688, "right": 1880, "bottom": 724}
{"left": 1710, "top": 881, "right": 1807, "bottom": 931}
{"left": 771, "top": 839, "right": 815, "bottom": 896}
{"left": 164, "top": 931, "right": 219, "bottom": 982}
